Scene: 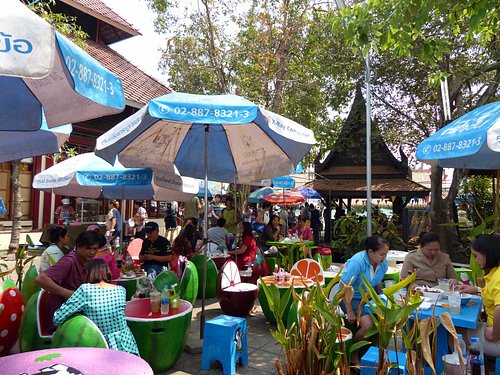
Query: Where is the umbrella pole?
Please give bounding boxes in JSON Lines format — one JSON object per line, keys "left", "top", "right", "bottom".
{"left": 200, "top": 124, "right": 209, "bottom": 339}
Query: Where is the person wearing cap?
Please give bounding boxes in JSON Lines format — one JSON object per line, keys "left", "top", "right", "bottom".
{"left": 54, "top": 197, "right": 75, "bottom": 223}
{"left": 139, "top": 222, "right": 173, "bottom": 277}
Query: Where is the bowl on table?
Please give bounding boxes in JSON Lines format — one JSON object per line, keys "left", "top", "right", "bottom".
{"left": 416, "top": 287, "right": 444, "bottom": 302}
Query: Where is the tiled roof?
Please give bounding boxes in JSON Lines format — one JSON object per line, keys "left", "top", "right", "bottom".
{"left": 306, "top": 178, "right": 430, "bottom": 198}
{"left": 86, "top": 40, "right": 171, "bottom": 106}
{"left": 60, "top": 0, "right": 140, "bottom": 36}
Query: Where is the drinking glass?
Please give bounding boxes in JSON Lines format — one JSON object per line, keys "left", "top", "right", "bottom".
{"left": 448, "top": 291, "right": 461, "bottom": 314}
{"left": 438, "top": 278, "right": 450, "bottom": 292}
{"left": 150, "top": 291, "right": 161, "bottom": 313}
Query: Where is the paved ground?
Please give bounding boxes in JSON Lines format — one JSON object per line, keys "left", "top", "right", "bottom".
{"left": 163, "top": 298, "right": 280, "bottom": 375}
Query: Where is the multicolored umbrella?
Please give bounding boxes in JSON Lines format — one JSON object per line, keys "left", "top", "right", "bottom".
{"left": 263, "top": 191, "right": 305, "bottom": 205}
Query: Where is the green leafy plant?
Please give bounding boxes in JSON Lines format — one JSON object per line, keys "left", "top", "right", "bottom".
{"left": 360, "top": 272, "right": 466, "bottom": 375}
{"left": 332, "top": 212, "right": 405, "bottom": 259}
{"left": 259, "top": 274, "right": 360, "bottom": 374}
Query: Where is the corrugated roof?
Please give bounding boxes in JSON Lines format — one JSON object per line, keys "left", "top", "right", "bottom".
{"left": 307, "top": 178, "right": 430, "bottom": 198}
{"left": 86, "top": 40, "right": 171, "bottom": 106}
{"left": 60, "top": 0, "right": 140, "bottom": 36}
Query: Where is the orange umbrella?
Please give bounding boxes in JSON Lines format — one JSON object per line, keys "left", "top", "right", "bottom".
{"left": 263, "top": 191, "right": 305, "bottom": 204}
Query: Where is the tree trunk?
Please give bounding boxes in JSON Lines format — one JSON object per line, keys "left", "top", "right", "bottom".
{"left": 8, "top": 160, "right": 22, "bottom": 255}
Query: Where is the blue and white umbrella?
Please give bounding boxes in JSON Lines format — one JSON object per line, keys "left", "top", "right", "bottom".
{"left": 416, "top": 101, "right": 500, "bottom": 169}
{"left": 0, "top": 117, "right": 72, "bottom": 163}
{"left": 94, "top": 92, "right": 315, "bottom": 334}
{"left": 0, "top": 0, "right": 125, "bottom": 131}
{"left": 248, "top": 187, "right": 276, "bottom": 204}
{"left": 95, "top": 93, "right": 315, "bottom": 183}
{"left": 32, "top": 152, "right": 198, "bottom": 201}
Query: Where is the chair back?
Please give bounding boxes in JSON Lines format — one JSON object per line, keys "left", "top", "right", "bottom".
{"left": 290, "top": 258, "right": 324, "bottom": 284}
{"left": 153, "top": 271, "right": 179, "bottom": 293}
{"left": 219, "top": 260, "right": 242, "bottom": 290}
{"left": 37, "top": 290, "right": 53, "bottom": 338}
{"left": 127, "top": 238, "right": 143, "bottom": 263}
{"left": 180, "top": 261, "right": 198, "bottom": 305}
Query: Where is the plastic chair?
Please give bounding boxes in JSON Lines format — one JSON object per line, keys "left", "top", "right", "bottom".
{"left": 207, "top": 241, "right": 222, "bottom": 254}
{"left": 217, "top": 260, "right": 258, "bottom": 317}
{"left": 290, "top": 258, "right": 324, "bottom": 284}
{"left": 21, "top": 264, "right": 41, "bottom": 302}
{"left": 180, "top": 261, "right": 198, "bottom": 305}
{"left": 127, "top": 238, "right": 143, "bottom": 265}
{"left": 19, "top": 290, "right": 54, "bottom": 352}
{"left": 52, "top": 315, "right": 108, "bottom": 349}
{"left": 153, "top": 271, "right": 179, "bottom": 293}
{"left": 190, "top": 253, "right": 218, "bottom": 299}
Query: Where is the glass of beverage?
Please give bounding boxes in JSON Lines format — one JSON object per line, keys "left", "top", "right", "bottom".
{"left": 438, "top": 278, "right": 450, "bottom": 292}
{"left": 150, "top": 291, "right": 161, "bottom": 313}
{"left": 448, "top": 291, "right": 461, "bottom": 314}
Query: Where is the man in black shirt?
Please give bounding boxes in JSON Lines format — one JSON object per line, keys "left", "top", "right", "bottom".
{"left": 139, "top": 222, "right": 172, "bottom": 277}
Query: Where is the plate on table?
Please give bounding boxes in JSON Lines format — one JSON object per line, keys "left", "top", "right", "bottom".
{"left": 121, "top": 274, "right": 137, "bottom": 279}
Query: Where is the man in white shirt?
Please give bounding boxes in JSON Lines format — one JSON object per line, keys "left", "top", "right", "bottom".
{"left": 207, "top": 218, "right": 231, "bottom": 251}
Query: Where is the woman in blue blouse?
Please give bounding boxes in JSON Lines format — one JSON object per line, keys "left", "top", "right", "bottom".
{"left": 341, "top": 235, "right": 389, "bottom": 364}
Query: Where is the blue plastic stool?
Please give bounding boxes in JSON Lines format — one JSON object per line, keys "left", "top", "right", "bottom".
{"left": 495, "top": 357, "right": 500, "bottom": 375}
{"left": 361, "top": 346, "right": 407, "bottom": 375}
{"left": 201, "top": 315, "right": 248, "bottom": 375}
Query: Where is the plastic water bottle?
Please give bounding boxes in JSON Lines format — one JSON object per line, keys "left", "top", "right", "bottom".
{"left": 161, "top": 284, "right": 170, "bottom": 315}
{"left": 454, "top": 333, "right": 467, "bottom": 364}
{"left": 468, "top": 337, "right": 485, "bottom": 375}
{"left": 273, "top": 264, "right": 279, "bottom": 282}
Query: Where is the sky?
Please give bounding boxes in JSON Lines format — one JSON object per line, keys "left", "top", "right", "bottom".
{"left": 102, "top": 0, "right": 169, "bottom": 85}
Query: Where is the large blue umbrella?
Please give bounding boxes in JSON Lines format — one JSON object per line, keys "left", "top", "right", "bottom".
{"left": 1, "top": 0, "right": 124, "bottom": 131}
{"left": 0, "top": 117, "right": 72, "bottom": 163}
{"left": 416, "top": 101, "right": 500, "bottom": 169}
{"left": 94, "top": 92, "right": 316, "bottom": 335}
{"left": 295, "top": 186, "right": 321, "bottom": 199}
{"left": 32, "top": 152, "right": 198, "bottom": 201}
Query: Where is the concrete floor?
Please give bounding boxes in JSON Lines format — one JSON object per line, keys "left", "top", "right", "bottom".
{"left": 163, "top": 298, "right": 281, "bottom": 375}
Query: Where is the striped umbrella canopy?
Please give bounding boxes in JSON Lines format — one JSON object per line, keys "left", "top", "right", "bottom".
{"left": 263, "top": 191, "right": 305, "bottom": 205}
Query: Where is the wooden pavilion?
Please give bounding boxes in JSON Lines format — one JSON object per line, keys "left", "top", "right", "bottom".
{"left": 308, "top": 87, "right": 430, "bottom": 242}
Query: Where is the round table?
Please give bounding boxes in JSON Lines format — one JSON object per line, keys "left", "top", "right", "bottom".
{"left": 125, "top": 298, "right": 193, "bottom": 373}
{"left": 113, "top": 273, "right": 147, "bottom": 301}
{"left": 0, "top": 347, "right": 153, "bottom": 375}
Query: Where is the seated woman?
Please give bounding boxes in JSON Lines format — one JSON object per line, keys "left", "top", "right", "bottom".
{"left": 39, "top": 226, "right": 70, "bottom": 273}
{"left": 53, "top": 259, "right": 139, "bottom": 355}
{"left": 341, "top": 235, "right": 390, "bottom": 364}
{"left": 228, "top": 222, "right": 258, "bottom": 270}
{"left": 289, "top": 215, "right": 313, "bottom": 241}
{"left": 458, "top": 234, "right": 500, "bottom": 357}
{"left": 172, "top": 223, "right": 199, "bottom": 259}
{"left": 258, "top": 214, "right": 281, "bottom": 250}
{"left": 400, "top": 232, "right": 456, "bottom": 287}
